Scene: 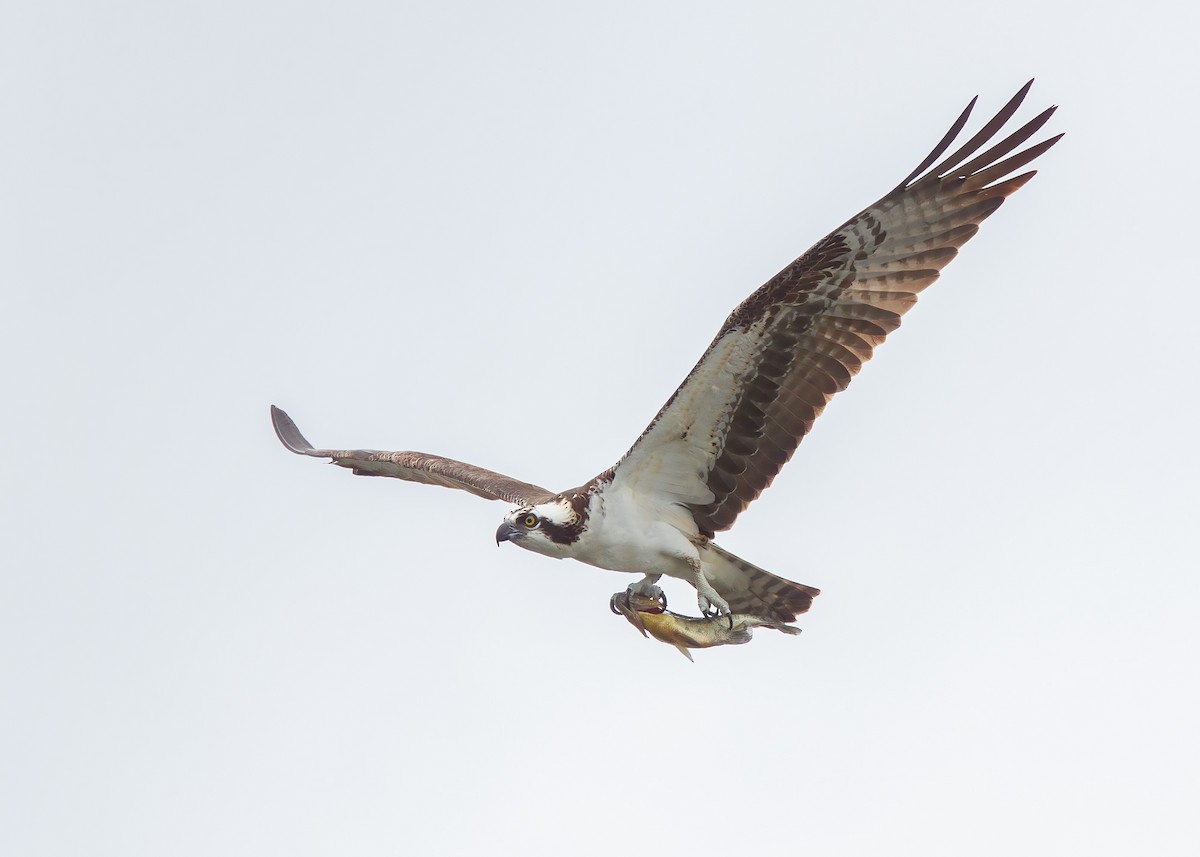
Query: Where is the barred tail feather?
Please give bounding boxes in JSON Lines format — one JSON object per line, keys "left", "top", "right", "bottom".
{"left": 701, "top": 543, "right": 820, "bottom": 624}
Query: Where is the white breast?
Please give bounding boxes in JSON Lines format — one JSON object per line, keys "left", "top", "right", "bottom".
{"left": 566, "top": 483, "right": 700, "bottom": 581}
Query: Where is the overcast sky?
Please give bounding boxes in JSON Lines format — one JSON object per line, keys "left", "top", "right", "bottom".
{"left": 4, "top": 2, "right": 1198, "bottom": 855}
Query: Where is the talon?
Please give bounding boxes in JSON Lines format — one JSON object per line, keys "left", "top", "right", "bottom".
{"left": 625, "top": 582, "right": 666, "bottom": 614}
{"left": 611, "top": 590, "right": 649, "bottom": 638}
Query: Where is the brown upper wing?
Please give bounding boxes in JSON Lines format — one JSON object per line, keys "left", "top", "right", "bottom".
{"left": 611, "top": 81, "right": 1062, "bottom": 536}
{"left": 271, "top": 405, "right": 556, "bottom": 506}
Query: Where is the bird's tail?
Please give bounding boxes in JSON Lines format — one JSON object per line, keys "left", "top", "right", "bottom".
{"left": 701, "top": 543, "right": 820, "bottom": 624}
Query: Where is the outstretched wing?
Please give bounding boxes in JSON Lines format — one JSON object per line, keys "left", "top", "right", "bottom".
{"left": 612, "top": 81, "right": 1062, "bottom": 536}
{"left": 271, "top": 405, "right": 556, "bottom": 506}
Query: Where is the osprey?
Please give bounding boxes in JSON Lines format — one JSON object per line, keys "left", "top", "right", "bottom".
{"left": 272, "top": 82, "right": 1061, "bottom": 627}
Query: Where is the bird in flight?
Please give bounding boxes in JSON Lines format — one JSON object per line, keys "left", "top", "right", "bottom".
{"left": 272, "top": 81, "right": 1061, "bottom": 629}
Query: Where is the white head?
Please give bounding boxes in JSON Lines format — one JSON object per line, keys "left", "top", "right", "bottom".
{"left": 495, "top": 498, "right": 583, "bottom": 558}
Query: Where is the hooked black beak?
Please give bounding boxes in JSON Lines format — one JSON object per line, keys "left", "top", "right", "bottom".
{"left": 495, "top": 521, "right": 520, "bottom": 545}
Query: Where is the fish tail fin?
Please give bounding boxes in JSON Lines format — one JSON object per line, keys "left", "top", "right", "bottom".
{"left": 767, "top": 622, "right": 803, "bottom": 636}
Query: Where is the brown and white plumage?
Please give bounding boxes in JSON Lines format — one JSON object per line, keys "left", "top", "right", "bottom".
{"left": 271, "top": 405, "right": 555, "bottom": 505}
{"left": 616, "top": 80, "right": 1061, "bottom": 537}
{"left": 272, "top": 82, "right": 1061, "bottom": 632}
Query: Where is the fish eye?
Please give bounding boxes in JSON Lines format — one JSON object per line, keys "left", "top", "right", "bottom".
{"left": 523, "top": 514, "right": 538, "bottom": 528}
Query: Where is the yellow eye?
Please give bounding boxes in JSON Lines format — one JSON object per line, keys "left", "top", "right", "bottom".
{"left": 523, "top": 514, "right": 538, "bottom": 528}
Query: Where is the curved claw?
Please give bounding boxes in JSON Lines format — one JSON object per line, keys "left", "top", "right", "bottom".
{"left": 699, "top": 600, "right": 734, "bottom": 631}
{"left": 625, "top": 585, "right": 666, "bottom": 615}
{"left": 610, "top": 591, "right": 649, "bottom": 638}
{"left": 609, "top": 593, "right": 625, "bottom": 616}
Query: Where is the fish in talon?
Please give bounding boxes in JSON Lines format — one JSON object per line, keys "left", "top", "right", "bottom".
{"left": 613, "top": 591, "right": 802, "bottom": 661}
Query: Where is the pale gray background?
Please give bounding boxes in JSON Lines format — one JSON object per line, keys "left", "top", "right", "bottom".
{"left": 4, "top": 1, "right": 1197, "bottom": 855}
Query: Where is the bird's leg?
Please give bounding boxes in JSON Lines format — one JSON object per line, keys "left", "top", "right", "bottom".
{"left": 626, "top": 573, "right": 666, "bottom": 612}
{"left": 692, "top": 565, "right": 733, "bottom": 630}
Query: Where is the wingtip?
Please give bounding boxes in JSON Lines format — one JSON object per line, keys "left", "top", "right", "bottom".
{"left": 1003, "top": 79, "right": 1037, "bottom": 121}
{"left": 270, "top": 404, "right": 317, "bottom": 454}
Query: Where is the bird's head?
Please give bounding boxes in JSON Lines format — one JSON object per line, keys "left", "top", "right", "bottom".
{"left": 496, "top": 498, "right": 582, "bottom": 558}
